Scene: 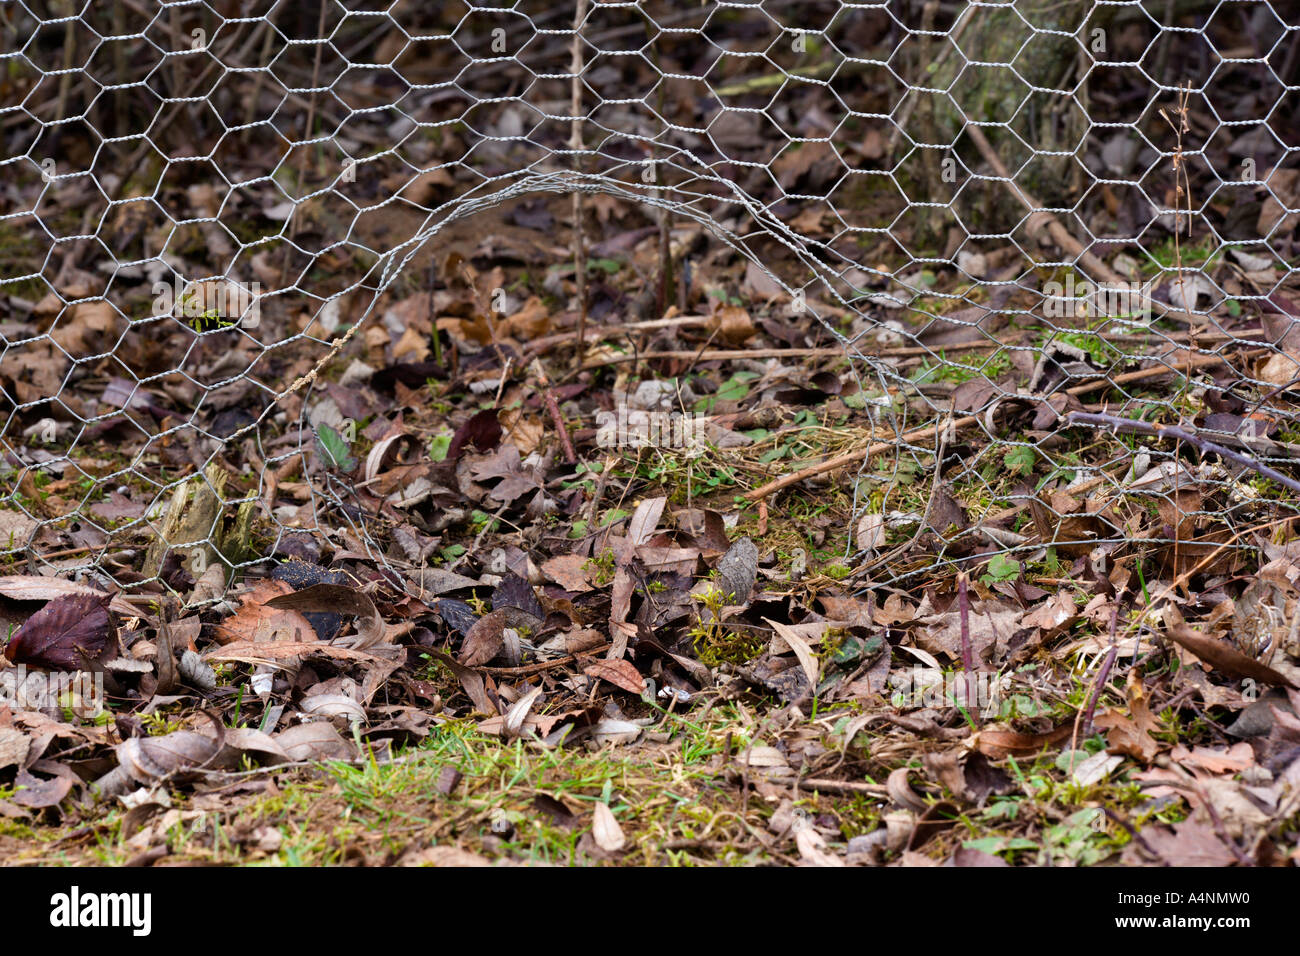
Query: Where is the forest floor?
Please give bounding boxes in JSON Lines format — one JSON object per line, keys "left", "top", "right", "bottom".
{"left": 4, "top": 180, "right": 1300, "bottom": 867}
{"left": 4, "top": 3, "right": 1300, "bottom": 866}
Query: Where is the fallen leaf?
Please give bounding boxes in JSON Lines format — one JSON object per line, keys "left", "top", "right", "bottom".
{"left": 540, "top": 553, "right": 594, "bottom": 592}
{"left": 273, "top": 722, "right": 357, "bottom": 761}
{"left": 504, "top": 686, "right": 545, "bottom": 737}
{"left": 972, "top": 725, "right": 1073, "bottom": 758}
{"left": 1129, "top": 819, "right": 1239, "bottom": 866}
{"left": 583, "top": 659, "right": 645, "bottom": 694}
{"left": 765, "top": 618, "right": 821, "bottom": 691}
{"left": 212, "top": 580, "right": 314, "bottom": 646}
{"left": 794, "top": 825, "right": 843, "bottom": 867}
{"left": 458, "top": 606, "right": 542, "bottom": 667}
{"left": 0, "top": 576, "right": 137, "bottom": 619}
{"left": 1166, "top": 622, "right": 1298, "bottom": 689}
{"left": 5, "top": 591, "right": 112, "bottom": 670}
{"left": 12, "top": 766, "right": 76, "bottom": 808}
{"left": 708, "top": 304, "right": 756, "bottom": 344}
{"left": 447, "top": 408, "right": 502, "bottom": 460}
{"left": 116, "top": 729, "right": 225, "bottom": 785}
{"left": 624, "top": 496, "right": 667, "bottom": 552}
{"left": 592, "top": 801, "right": 626, "bottom": 853}
{"left": 265, "top": 583, "right": 385, "bottom": 650}
{"left": 469, "top": 445, "right": 541, "bottom": 503}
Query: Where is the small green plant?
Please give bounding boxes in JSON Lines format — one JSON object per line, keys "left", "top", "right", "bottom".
{"left": 689, "top": 583, "right": 763, "bottom": 667}
{"left": 980, "top": 553, "right": 1021, "bottom": 585}
{"left": 1002, "top": 445, "right": 1036, "bottom": 477}
{"left": 429, "top": 433, "right": 452, "bottom": 462}
{"left": 583, "top": 549, "right": 617, "bottom": 586}
{"left": 469, "top": 510, "right": 498, "bottom": 534}
{"left": 315, "top": 423, "right": 356, "bottom": 471}
{"left": 140, "top": 711, "right": 183, "bottom": 736}
{"left": 912, "top": 350, "right": 1012, "bottom": 386}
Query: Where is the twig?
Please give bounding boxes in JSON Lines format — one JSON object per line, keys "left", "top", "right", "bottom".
{"left": 1159, "top": 82, "right": 1195, "bottom": 319}
{"left": 477, "top": 645, "right": 611, "bottom": 678}
{"left": 1197, "top": 780, "right": 1254, "bottom": 866}
{"left": 582, "top": 346, "right": 849, "bottom": 369}
{"left": 523, "top": 314, "right": 710, "bottom": 358}
{"left": 957, "top": 571, "right": 978, "bottom": 713}
{"left": 793, "top": 778, "right": 889, "bottom": 797}
{"left": 744, "top": 415, "right": 979, "bottom": 501}
{"left": 585, "top": 454, "right": 616, "bottom": 527}
{"left": 1083, "top": 603, "right": 1122, "bottom": 735}
{"left": 1103, "top": 808, "right": 1160, "bottom": 857}
{"left": 1065, "top": 348, "right": 1267, "bottom": 396}
{"left": 546, "top": 389, "right": 577, "bottom": 464}
{"left": 221, "top": 321, "right": 364, "bottom": 450}
{"left": 534, "top": 360, "right": 577, "bottom": 464}
{"left": 1066, "top": 411, "right": 1300, "bottom": 495}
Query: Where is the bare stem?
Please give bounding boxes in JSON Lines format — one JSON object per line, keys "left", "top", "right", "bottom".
{"left": 1082, "top": 602, "right": 1122, "bottom": 736}
{"left": 1066, "top": 411, "right": 1300, "bottom": 496}
{"left": 957, "top": 571, "right": 976, "bottom": 713}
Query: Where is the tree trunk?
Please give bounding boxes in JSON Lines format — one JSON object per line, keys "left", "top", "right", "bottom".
{"left": 911, "top": 0, "right": 1102, "bottom": 243}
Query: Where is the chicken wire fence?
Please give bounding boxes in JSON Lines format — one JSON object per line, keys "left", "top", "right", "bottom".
{"left": 1, "top": 0, "right": 1298, "bottom": 595}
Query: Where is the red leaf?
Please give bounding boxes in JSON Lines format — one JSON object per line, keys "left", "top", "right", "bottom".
{"left": 583, "top": 659, "right": 646, "bottom": 695}
{"left": 447, "top": 409, "right": 502, "bottom": 461}
{"left": 5, "top": 591, "right": 113, "bottom": 670}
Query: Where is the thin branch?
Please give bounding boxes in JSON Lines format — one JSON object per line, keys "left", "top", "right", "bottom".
{"left": 1066, "top": 411, "right": 1300, "bottom": 496}
{"left": 744, "top": 415, "right": 980, "bottom": 502}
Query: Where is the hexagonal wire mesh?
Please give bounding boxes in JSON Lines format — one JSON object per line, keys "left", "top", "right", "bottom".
{"left": 0, "top": 0, "right": 1298, "bottom": 597}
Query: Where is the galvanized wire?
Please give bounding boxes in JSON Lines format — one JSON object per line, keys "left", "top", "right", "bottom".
{"left": 0, "top": 0, "right": 1297, "bottom": 591}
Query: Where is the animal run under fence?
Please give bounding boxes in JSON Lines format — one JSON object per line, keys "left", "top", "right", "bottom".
{"left": 0, "top": 0, "right": 1298, "bottom": 600}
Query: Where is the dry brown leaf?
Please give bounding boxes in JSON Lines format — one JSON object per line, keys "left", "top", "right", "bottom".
{"left": 708, "top": 304, "right": 756, "bottom": 344}
{"left": 458, "top": 606, "right": 542, "bottom": 667}
{"left": 592, "top": 801, "right": 626, "bottom": 853}
{"left": 794, "top": 825, "right": 843, "bottom": 867}
{"left": 1127, "top": 819, "right": 1239, "bottom": 866}
{"left": 971, "top": 724, "right": 1073, "bottom": 759}
{"left": 503, "top": 686, "right": 545, "bottom": 738}
{"left": 501, "top": 296, "right": 551, "bottom": 339}
{"left": 765, "top": 618, "right": 821, "bottom": 691}
{"left": 116, "top": 729, "right": 226, "bottom": 785}
{"left": 1171, "top": 742, "right": 1254, "bottom": 775}
{"left": 273, "top": 722, "right": 357, "bottom": 762}
{"left": 401, "top": 846, "right": 495, "bottom": 867}
{"left": 540, "top": 554, "right": 595, "bottom": 592}
{"left": 211, "top": 580, "right": 313, "bottom": 646}
{"left": 624, "top": 496, "right": 667, "bottom": 552}
{"left": 265, "top": 583, "right": 385, "bottom": 650}
{"left": 12, "top": 765, "right": 77, "bottom": 808}
{"left": 0, "top": 575, "right": 137, "bottom": 618}
{"left": 583, "top": 659, "right": 645, "bottom": 695}
{"left": 1166, "top": 622, "right": 1298, "bottom": 689}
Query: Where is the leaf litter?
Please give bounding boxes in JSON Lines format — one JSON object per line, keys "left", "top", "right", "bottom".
{"left": 4, "top": 28, "right": 1300, "bottom": 868}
